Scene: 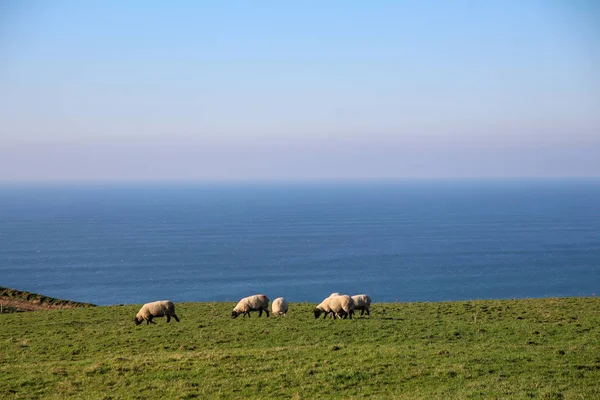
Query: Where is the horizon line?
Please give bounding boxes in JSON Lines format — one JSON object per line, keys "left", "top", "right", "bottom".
{"left": 1, "top": 176, "right": 600, "bottom": 186}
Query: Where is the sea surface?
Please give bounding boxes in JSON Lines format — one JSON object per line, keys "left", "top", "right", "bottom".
{"left": 0, "top": 180, "right": 599, "bottom": 305}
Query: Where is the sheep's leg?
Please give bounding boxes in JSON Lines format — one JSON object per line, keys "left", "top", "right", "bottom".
{"left": 167, "top": 315, "right": 171, "bottom": 323}
{"left": 173, "top": 314, "right": 180, "bottom": 322}
{"left": 360, "top": 309, "right": 365, "bottom": 316}
{"left": 349, "top": 310, "right": 353, "bottom": 320}
{"left": 258, "top": 309, "right": 263, "bottom": 317}
{"left": 265, "top": 308, "right": 269, "bottom": 317}
{"left": 366, "top": 308, "right": 370, "bottom": 316}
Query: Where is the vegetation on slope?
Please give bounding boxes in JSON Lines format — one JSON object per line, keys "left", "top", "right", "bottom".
{"left": 0, "top": 286, "right": 96, "bottom": 313}
{"left": 0, "top": 297, "right": 598, "bottom": 399}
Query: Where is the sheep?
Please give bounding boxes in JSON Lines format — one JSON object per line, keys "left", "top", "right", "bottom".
{"left": 351, "top": 294, "right": 372, "bottom": 316}
{"left": 329, "top": 295, "right": 355, "bottom": 319}
{"left": 231, "top": 294, "right": 270, "bottom": 318}
{"left": 313, "top": 297, "right": 333, "bottom": 319}
{"left": 134, "top": 300, "right": 180, "bottom": 325}
{"left": 271, "top": 297, "right": 288, "bottom": 316}
{"left": 313, "top": 293, "right": 352, "bottom": 319}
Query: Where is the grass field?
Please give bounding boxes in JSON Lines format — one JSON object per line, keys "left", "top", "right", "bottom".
{"left": 1, "top": 297, "right": 599, "bottom": 399}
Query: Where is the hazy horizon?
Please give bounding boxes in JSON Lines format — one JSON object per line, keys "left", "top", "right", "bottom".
{"left": 2, "top": 176, "right": 600, "bottom": 186}
{"left": 1, "top": 1, "right": 599, "bottom": 182}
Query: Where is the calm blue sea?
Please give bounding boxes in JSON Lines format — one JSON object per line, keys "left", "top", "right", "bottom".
{"left": 0, "top": 181, "right": 599, "bottom": 305}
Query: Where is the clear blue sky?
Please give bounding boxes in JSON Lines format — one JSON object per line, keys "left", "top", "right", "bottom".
{"left": 1, "top": 0, "right": 599, "bottom": 181}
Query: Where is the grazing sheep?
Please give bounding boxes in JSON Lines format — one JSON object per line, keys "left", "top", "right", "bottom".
{"left": 313, "top": 297, "right": 333, "bottom": 319}
{"left": 232, "top": 294, "right": 270, "bottom": 318}
{"left": 134, "top": 300, "right": 180, "bottom": 325}
{"left": 329, "top": 295, "right": 355, "bottom": 319}
{"left": 271, "top": 297, "right": 289, "bottom": 316}
{"left": 352, "top": 294, "right": 372, "bottom": 316}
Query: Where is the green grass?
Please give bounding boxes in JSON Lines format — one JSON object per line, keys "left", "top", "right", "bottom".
{"left": 1, "top": 298, "right": 599, "bottom": 399}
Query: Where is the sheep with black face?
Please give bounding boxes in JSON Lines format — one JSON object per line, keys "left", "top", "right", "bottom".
{"left": 313, "top": 297, "right": 333, "bottom": 319}
{"left": 134, "top": 300, "right": 180, "bottom": 325}
{"left": 231, "top": 294, "right": 270, "bottom": 318}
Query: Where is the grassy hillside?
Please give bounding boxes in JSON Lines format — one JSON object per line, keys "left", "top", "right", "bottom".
{"left": 0, "top": 286, "right": 95, "bottom": 312}
{"left": 1, "top": 297, "right": 598, "bottom": 399}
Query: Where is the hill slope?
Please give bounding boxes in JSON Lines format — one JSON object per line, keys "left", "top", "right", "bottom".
{"left": 1, "top": 297, "right": 598, "bottom": 399}
{"left": 0, "top": 286, "right": 95, "bottom": 313}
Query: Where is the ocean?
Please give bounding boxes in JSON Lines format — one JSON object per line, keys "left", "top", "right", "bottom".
{"left": 0, "top": 180, "right": 598, "bottom": 305}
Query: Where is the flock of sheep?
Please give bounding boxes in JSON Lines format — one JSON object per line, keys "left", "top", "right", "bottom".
{"left": 133, "top": 293, "right": 372, "bottom": 325}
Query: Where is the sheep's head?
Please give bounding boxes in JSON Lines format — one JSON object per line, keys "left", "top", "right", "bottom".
{"left": 231, "top": 310, "right": 240, "bottom": 319}
{"left": 134, "top": 317, "right": 143, "bottom": 325}
{"left": 313, "top": 308, "right": 322, "bottom": 319}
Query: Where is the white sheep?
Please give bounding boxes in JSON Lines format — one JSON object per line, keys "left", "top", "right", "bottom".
{"left": 329, "top": 295, "right": 355, "bottom": 319}
{"left": 271, "top": 297, "right": 288, "bottom": 316}
{"left": 134, "top": 300, "right": 180, "bottom": 325}
{"left": 314, "top": 293, "right": 351, "bottom": 319}
{"left": 313, "top": 297, "right": 334, "bottom": 319}
{"left": 351, "top": 294, "right": 372, "bottom": 316}
{"left": 231, "top": 294, "right": 270, "bottom": 318}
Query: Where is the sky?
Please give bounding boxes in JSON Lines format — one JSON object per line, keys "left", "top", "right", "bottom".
{"left": 1, "top": 0, "right": 599, "bottom": 181}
